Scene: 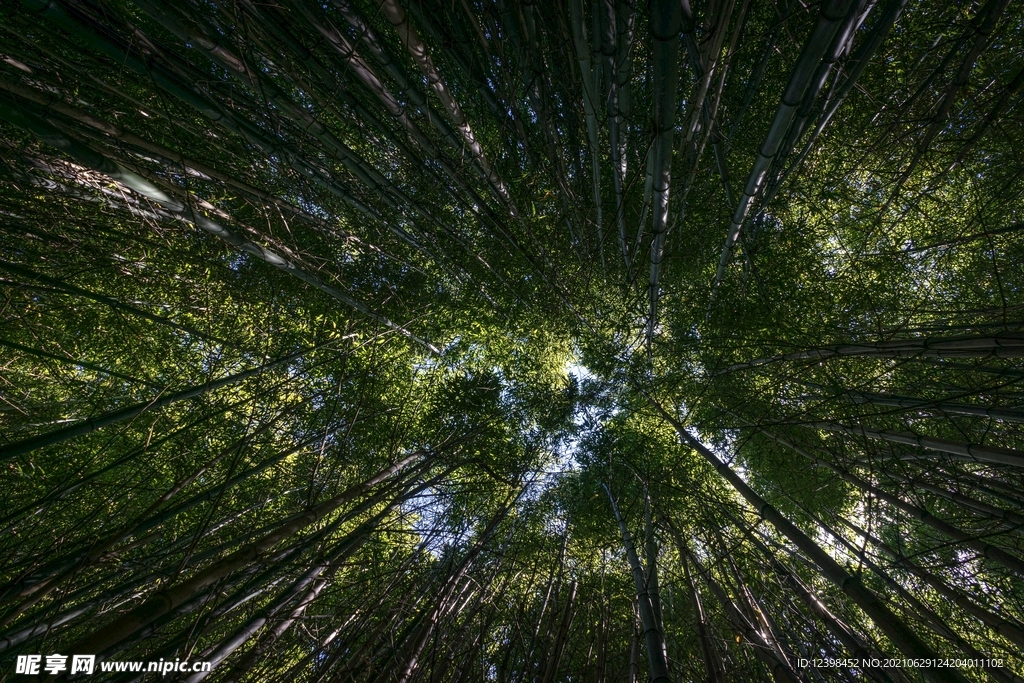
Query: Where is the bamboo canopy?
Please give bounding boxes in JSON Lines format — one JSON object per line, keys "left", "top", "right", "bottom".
{"left": 1, "top": 0, "right": 1023, "bottom": 681}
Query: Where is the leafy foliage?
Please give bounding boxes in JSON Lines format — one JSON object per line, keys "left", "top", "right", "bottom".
{"left": 1, "top": 0, "right": 1023, "bottom": 681}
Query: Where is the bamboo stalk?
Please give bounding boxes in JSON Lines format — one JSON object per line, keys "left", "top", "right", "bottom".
{"left": 61, "top": 453, "right": 422, "bottom": 656}
{"left": 379, "top": 0, "right": 518, "bottom": 218}
{"left": 643, "top": 393, "right": 970, "bottom": 683}
{"left": 603, "top": 484, "right": 671, "bottom": 683}
{"left": 709, "top": 0, "right": 856, "bottom": 303}
{"left": 645, "top": 0, "right": 682, "bottom": 350}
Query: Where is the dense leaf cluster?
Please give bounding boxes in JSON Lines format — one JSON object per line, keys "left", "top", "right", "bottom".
{"left": 1, "top": 0, "right": 1023, "bottom": 681}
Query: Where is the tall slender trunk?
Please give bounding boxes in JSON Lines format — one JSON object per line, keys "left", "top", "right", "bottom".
{"left": 722, "top": 512, "right": 898, "bottom": 683}
{"left": 379, "top": 0, "right": 516, "bottom": 217}
{"left": 396, "top": 494, "right": 517, "bottom": 683}
{"left": 811, "top": 511, "right": 1023, "bottom": 683}
{"left": 603, "top": 484, "right": 670, "bottom": 683}
{"left": 0, "top": 96, "right": 440, "bottom": 354}
{"left": 676, "top": 531, "right": 726, "bottom": 683}
{"left": 569, "top": 0, "right": 606, "bottom": 271}
{"left": 1, "top": 431, "right": 325, "bottom": 612}
{"left": 646, "top": 0, "right": 682, "bottom": 349}
{"left": 838, "top": 515, "right": 1024, "bottom": 650}
{"left": 643, "top": 392, "right": 970, "bottom": 683}
{"left": 809, "top": 421, "right": 1024, "bottom": 468}
{"left": 749, "top": 425, "right": 1024, "bottom": 584}
{"left": 539, "top": 580, "right": 576, "bottom": 683}
{"left": 718, "top": 332, "right": 1024, "bottom": 374}
{"left": 61, "top": 453, "right": 423, "bottom": 656}
{"left": 829, "top": 388, "right": 1024, "bottom": 423}
{"left": 711, "top": 0, "right": 856, "bottom": 298}
{"left": 685, "top": 548, "right": 799, "bottom": 683}
{"left": 0, "top": 260, "right": 237, "bottom": 350}
{"left": 186, "top": 487, "right": 414, "bottom": 682}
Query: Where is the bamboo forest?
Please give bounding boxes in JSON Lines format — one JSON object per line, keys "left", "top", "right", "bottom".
{"left": 2, "top": 0, "right": 1024, "bottom": 680}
